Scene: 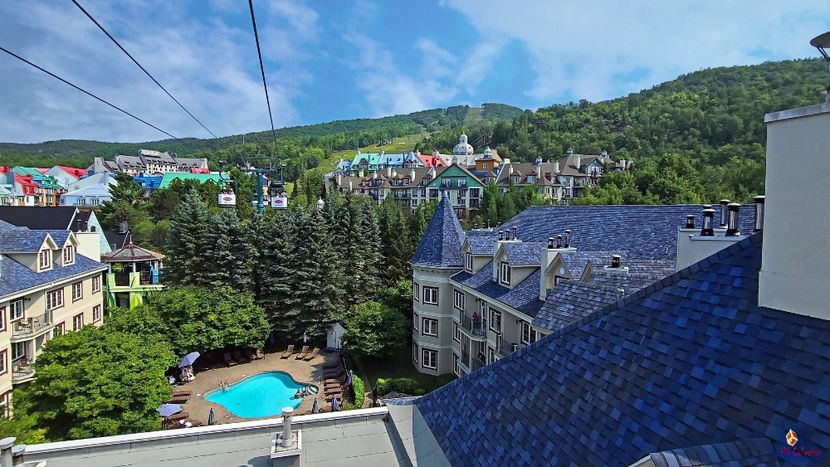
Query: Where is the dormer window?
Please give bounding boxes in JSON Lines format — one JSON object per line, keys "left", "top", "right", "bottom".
{"left": 465, "top": 252, "right": 473, "bottom": 272}
{"left": 511, "top": 175, "right": 520, "bottom": 184}
{"left": 527, "top": 175, "right": 536, "bottom": 183}
{"left": 39, "top": 249, "right": 52, "bottom": 270}
{"left": 63, "top": 245, "right": 75, "bottom": 265}
{"left": 499, "top": 261, "right": 511, "bottom": 286}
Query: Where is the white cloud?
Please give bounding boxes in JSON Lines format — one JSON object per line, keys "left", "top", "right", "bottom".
{"left": 441, "top": 0, "right": 828, "bottom": 103}
{"left": 0, "top": 0, "right": 319, "bottom": 143}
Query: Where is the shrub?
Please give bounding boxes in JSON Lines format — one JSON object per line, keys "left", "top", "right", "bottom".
{"left": 375, "top": 377, "right": 423, "bottom": 396}
{"left": 351, "top": 374, "right": 366, "bottom": 407}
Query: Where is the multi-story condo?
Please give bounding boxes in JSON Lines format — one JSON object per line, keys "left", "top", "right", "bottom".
{"left": 89, "top": 149, "right": 209, "bottom": 176}
{"left": 0, "top": 206, "right": 112, "bottom": 256}
{"left": 0, "top": 220, "right": 106, "bottom": 415}
{"left": 411, "top": 196, "right": 756, "bottom": 376}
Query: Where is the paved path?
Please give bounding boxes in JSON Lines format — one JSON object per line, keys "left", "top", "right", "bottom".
{"left": 172, "top": 350, "right": 340, "bottom": 426}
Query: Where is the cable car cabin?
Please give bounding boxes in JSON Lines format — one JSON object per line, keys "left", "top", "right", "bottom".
{"left": 218, "top": 188, "right": 237, "bottom": 207}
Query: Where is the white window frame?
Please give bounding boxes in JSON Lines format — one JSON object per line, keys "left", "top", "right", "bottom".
{"left": 11, "top": 342, "right": 26, "bottom": 362}
{"left": 47, "top": 289, "right": 64, "bottom": 311}
{"left": 453, "top": 353, "right": 460, "bottom": 376}
{"left": 422, "top": 318, "right": 438, "bottom": 337}
{"left": 0, "top": 350, "right": 6, "bottom": 375}
{"left": 453, "top": 321, "right": 460, "bottom": 342}
{"left": 412, "top": 282, "right": 419, "bottom": 302}
{"left": 0, "top": 307, "right": 4, "bottom": 332}
{"left": 412, "top": 342, "right": 419, "bottom": 363}
{"left": 465, "top": 252, "right": 473, "bottom": 272}
{"left": 92, "top": 276, "right": 101, "bottom": 293}
{"left": 453, "top": 290, "right": 465, "bottom": 310}
{"left": 52, "top": 322, "right": 65, "bottom": 339}
{"left": 499, "top": 262, "right": 511, "bottom": 286}
{"left": 413, "top": 313, "right": 419, "bottom": 332}
{"left": 9, "top": 300, "right": 24, "bottom": 322}
{"left": 92, "top": 305, "right": 102, "bottom": 323}
{"left": 532, "top": 329, "right": 544, "bottom": 343}
{"left": 487, "top": 346, "right": 495, "bottom": 364}
{"left": 71, "top": 282, "right": 83, "bottom": 302}
{"left": 423, "top": 287, "right": 438, "bottom": 305}
{"left": 521, "top": 321, "right": 532, "bottom": 345}
{"left": 39, "top": 249, "right": 51, "bottom": 270}
{"left": 72, "top": 313, "right": 83, "bottom": 331}
{"left": 63, "top": 245, "right": 75, "bottom": 264}
{"left": 421, "top": 348, "right": 437, "bottom": 370}
{"left": 489, "top": 309, "right": 502, "bottom": 333}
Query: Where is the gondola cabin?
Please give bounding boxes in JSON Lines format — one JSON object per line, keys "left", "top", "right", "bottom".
{"left": 218, "top": 188, "right": 236, "bottom": 207}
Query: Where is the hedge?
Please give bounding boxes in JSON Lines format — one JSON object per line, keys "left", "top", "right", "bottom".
{"left": 375, "top": 377, "right": 425, "bottom": 396}
{"left": 341, "top": 373, "right": 366, "bottom": 411}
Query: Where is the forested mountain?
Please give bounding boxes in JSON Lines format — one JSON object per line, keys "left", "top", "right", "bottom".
{"left": 0, "top": 103, "right": 523, "bottom": 165}
{"left": 418, "top": 59, "right": 825, "bottom": 203}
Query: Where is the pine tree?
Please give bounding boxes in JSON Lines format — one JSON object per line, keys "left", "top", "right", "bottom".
{"left": 166, "top": 190, "right": 211, "bottom": 285}
{"left": 321, "top": 192, "right": 352, "bottom": 311}
{"left": 378, "top": 201, "right": 412, "bottom": 284}
{"left": 351, "top": 200, "right": 381, "bottom": 304}
{"left": 255, "top": 211, "right": 299, "bottom": 335}
{"left": 203, "top": 209, "right": 255, "bottom": 291}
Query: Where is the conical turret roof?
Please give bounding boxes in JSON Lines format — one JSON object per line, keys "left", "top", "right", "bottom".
{"left": 410, "top": 191, "right": 465, "bottom": 268}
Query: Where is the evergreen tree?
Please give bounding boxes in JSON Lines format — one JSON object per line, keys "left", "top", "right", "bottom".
{"left": 321, "top": 192, "right": 352, "bottom": 310}
{"left": 378, "top": 201, "right": 412, "bottom": 284}
{"left": 351, "top": 200, "right": 381, "bottom": 304}
{"left": 203, "top": 209, "right": 255, "bottom": 291}
{"left": 255, "top": 211, "right": 298, "bottom": 335}
{"left": 165, "top": 190, "right": 211, "bottom": 285}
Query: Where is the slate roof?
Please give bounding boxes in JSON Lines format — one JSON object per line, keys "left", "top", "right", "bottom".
{"left": 647, "top": 438, "right": 779, "bottom": 467}
{"left": 102, "top": 243, "right": 164, "bottom": 263}
{"left": 502, "top": 242, "right": 546, "bottom": 266}
{"left": 452, "top": 261, "right": 544, "bottom": 317}
{"left": 464, "top": 230, "right": 494, "bottom": 255}
{"left": 410, "top": 192, "right": 465, "bottom": 268}
{"left": 0, "top": 221, "right": 50, "bottom": 252}
{"left": 499, "top": 205, "right": 756, "bottom": 260}
{"left": 0, "top": 206, "right": 77, "bottom": 230}
{"left": 414, "top": 233, "right": 830, "bottom": 466}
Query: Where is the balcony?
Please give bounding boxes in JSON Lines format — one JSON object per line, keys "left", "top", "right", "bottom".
{"left": 496, "top": 336, "right": 520, "bottom": 359}
{"left": 470, "top": 355, "right": 485, "bottom": 371}
{"left": 110, "top": 271, "right": 163, "bottom": 288}
{"left": 440, "top": 179, "right": 468, "bottom": 189}
{"left": 459, "top": 311, "right": 486, "bottom": 338}
{"left": 12, "top": 360, "right": 35, "bottom": 384}
{"left": 12, "top": 312, "right": 52, "bottom": 338}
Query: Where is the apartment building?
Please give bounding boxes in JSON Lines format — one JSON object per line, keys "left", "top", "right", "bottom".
{"left": 411, "top": 197, "right": 757, "bottom": 376}
{"left": 0, "top": 220, "right": 106, "bottom": 415}
{"left": 90, "top": 149, "right": 209, "bottom": 176}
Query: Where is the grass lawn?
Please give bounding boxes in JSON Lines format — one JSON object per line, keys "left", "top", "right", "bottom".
{"left": 358, "top": 343, "right": 452, "bottom": 394}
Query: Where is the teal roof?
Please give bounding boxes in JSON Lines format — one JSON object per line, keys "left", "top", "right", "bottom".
{"left": 159, "top": 173, "right": 224, "bottom": 189}
{"left": 351, "top": 152, "right": 382, "bottom": 167}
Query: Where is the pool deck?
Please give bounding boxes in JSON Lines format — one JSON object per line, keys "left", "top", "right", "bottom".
{"left": 174, "top": 350, "right": 341, "bottom": 426}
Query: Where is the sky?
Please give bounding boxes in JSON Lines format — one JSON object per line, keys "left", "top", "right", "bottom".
{"left": 0, "top": 0, "right": 827, "bottom": 144}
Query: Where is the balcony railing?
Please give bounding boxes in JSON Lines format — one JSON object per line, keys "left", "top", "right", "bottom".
{"left": 13, "top": 312, "right": 52, "bottom": 337}
{"left": 471, "top": 355, "right": 485, "bottom": 371}
{"left": 496, "top": 336, "right": 519, "bottom": 358}
{"left": 459, "top": 312, "right": 486, "bottom": 337}
{"left": 12, "top": 360, "right": 35, "bottom": 383}
{"left": 461, "top": 350, "right": 470, "bottom": 369}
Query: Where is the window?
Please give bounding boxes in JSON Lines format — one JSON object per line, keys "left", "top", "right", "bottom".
{"left": 453, "top": 322, "right": 460, "bottom": 342}
{"left": 412, "top": 342, "right": 419, "bottom": 363}
{"left": 532, "top": 329, "right": 544, "bottom": 343}
{"left": 9, "top": 300, "right": 23, "bottom": 322}
{"left": 421, "top": 348, "right": 437, "bottom": 370}
{"left": 11, "top": 342, "right": 25, "bottom": 362}
{"left": 487, "top": 346, "right": 495, "bottom": 364}
{"left": 72, "top": 313, "right": 83, "bottom": 331}
{"left": 63, "top": 245, "right": 75, "bottom": 264}
{"left": 453, "top": 290, "right": 465, "bottom": 310}
{"left": 0, "top": 308, "right": 4, "bottom": 332}
{"left": 465, "top": 252, "right": 473, "bottom": 272}
{"left": 470, "top": 188, "right": 480, "bottom": 198}
{"left": 0, "top": 350, "right": 6, "bottom": 375}
{"left": 423, "top": 287, "right": 438, "bottom": 305}
{"left": 0, "top": 391, "right": 10, "bottom": 418}
{"left": 521, "top": 321, "right": 532, "bottom": 345}
{"left": 489, "top": 309, "right": 502, "bottom": 333}
{"left": 422, "top": 318, "right": 438, "bottom": 336}
{"left": 47, "top": 289, "right": 64, "bottom": 310}
{"left": 412, "top": 282, "right": 419, "bottom": 302}
{"left": 92, "top": 276, "right": 101, "bottom": 293}
{"left": 71, "top": 282, "right": 83, "bottom": 301}
{"left": 52, "top": 322, "right": 65, "bottom": 339}
{"left": 92, "top": 305, "right": 102, "bottom": 323}
{"left": 499, "top": 262, "right": 511, "bottom": 286}
{"left": 453, "top": 353, "right": 460, "bottom": 376}
{"left": 39, "top": 249, "right": 51, "bottom": 269}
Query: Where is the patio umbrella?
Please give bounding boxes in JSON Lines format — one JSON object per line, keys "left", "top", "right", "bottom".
{"left": 208, "top": 408, "right": 216, "bottom": 426}
{"left": 345, "top": 369, "right": 353, "bottom": 387}
{"left": 311, "top": 398, "right": 320, "bottom": 414}
{"left": 157, "top": 403, "right": 182, "bottom": 417}
{"left": 330, "top": 395, "right": 340, "bottom": 412}
{"left": 178, "top": 351, "right": 200, "bottom": 368}
{"left": 302, "top": 332, "right": 308, "bottom": 344}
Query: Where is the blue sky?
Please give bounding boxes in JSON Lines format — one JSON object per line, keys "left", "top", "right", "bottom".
{"left": 0, "top": 0, "right": 827, "bottom": 143}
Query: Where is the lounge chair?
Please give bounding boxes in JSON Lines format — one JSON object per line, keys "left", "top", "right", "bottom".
{"left": 254, "top": 348, "right": 265, "bottom": 360}
{"left": 303, "top": 348, "right": 320, "bottom": 361}
{"left": 224, "top": 352, "right": 238, "bottom": 367}
{"left": 172, "top": 389, "right": 192, "bottom": 397}
{"left": 167, "top": 395, "right": 190, "bottom": 404}
{"left": 165, "top": 411, "right": 189, "bottom": 422}
{"left": 280, "top": 345, "right": 295, "bottom": 359}
{"left": 295, "top": 346, "right": 310, "bottom": 360}
{"left": 233, "top": 350, "right": 249, "bottom": 364}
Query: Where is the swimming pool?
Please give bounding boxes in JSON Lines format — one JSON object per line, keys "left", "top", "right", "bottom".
{"left": 205, "top": 371, "right": 314, "bottom": 418}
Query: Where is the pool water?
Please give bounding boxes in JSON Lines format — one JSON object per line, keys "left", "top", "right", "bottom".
{"left": 205, "top": 371, "right": 311, "bottom": 418}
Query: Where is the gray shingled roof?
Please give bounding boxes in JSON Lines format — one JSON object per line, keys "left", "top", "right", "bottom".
{"left": 0, "top": 221, "right": 51, "bottom": 252}
{"left": 502, "top": 242, "right": 546, "bottom": 266}
{"left": 410, "top": 192, "right": 465, "bottom": 268}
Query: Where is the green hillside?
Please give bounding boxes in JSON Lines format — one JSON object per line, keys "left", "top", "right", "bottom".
{"left": 418, "top": 58, "right": 826, "bottom": 203}
{"left": 0, "top": 103, "right": 524, "bottom": 166}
